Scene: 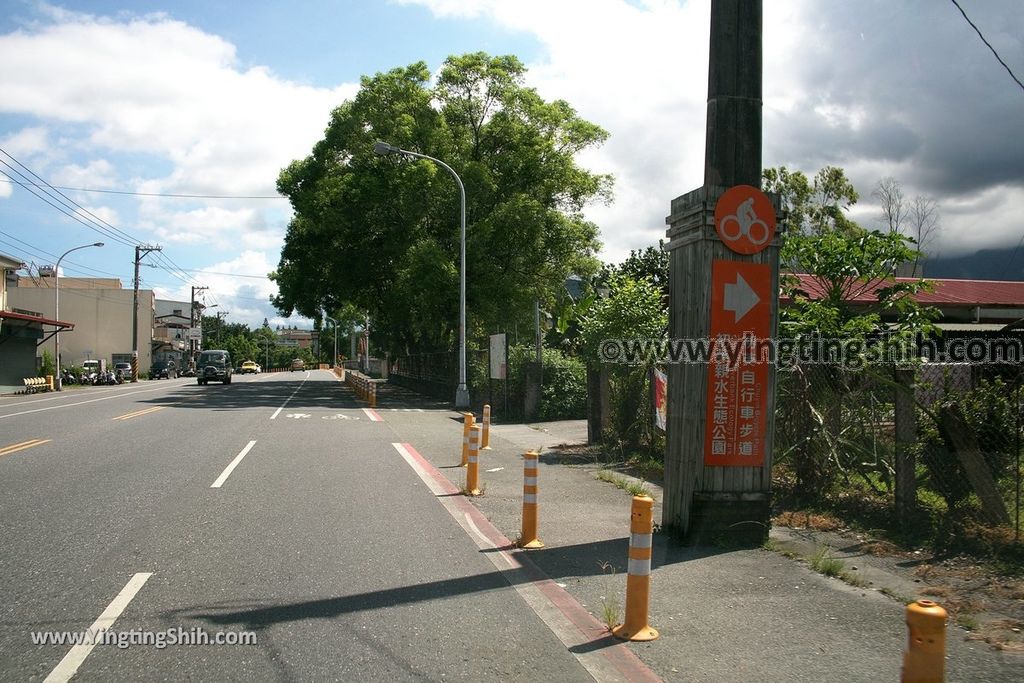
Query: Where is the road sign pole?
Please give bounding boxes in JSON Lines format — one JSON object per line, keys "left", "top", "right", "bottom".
{"left": 662, "top": 0, "right": 779, "bottom": 545}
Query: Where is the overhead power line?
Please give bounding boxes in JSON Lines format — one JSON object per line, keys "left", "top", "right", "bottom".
{"left": 0, "top": 148, "right": 139, "bottom": 246}
{"left": 0, "top": 177, "right": 286, "bottom": 200}
{"left": 0, "top": 229, "right": 129, "bottom": 279}
{"left": 0, "top": 147, "right": 236, "bottom": 294}
{"left": 950, "top": 0, "right": 1024, "bottom": 94}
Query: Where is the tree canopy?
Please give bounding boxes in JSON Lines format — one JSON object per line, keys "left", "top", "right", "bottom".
{"left": 764, "top": 165, "right": 937, "bottom": 343}
{"left": 272, "top": 52, "right": 611, "bottom": 357}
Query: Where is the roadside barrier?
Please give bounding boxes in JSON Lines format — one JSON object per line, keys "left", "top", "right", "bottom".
{"left": 465, "top": 424, "right": 482, "bottom": 496}
{"left": 901, "top": 600, "right": 946, "bottom": 683}
{"left": 22, "top": 377, "right": 50, "bottom": 393}
{"left": 517, "top": 450, "right": 543, "bottom": 548}
{"left": 481, "top": 404, "right": 492, "bottom": 449}
{"left": 344, "top": 369, "right": 375, "bottom": 403}
{"left": 460, "top": 412, "right": 474, "bottom": 466}
{"left": 612, "top": 495, "right": 659, "bottom": 641}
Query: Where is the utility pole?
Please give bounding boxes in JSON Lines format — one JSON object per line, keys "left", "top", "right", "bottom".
{"left": 191, "top": 285, "right": 208, "bottom": 371}
{"left": 132, "top": 244, "right": 162, "bottom": 382}
{"left": 215, "top": 310, "right": 229, "bottom": 347}
{"left": 663, "top": 0, "right": 779, "bottom": 545}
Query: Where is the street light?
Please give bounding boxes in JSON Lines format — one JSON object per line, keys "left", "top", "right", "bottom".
{"left": 324, "top": 313, "right": 338, "bottom": 367}
{"left": 55, "top": 242, "right": 104, "bottom": 390}
{"left": 373, "top": 140, "right": 469, "bottom": 408}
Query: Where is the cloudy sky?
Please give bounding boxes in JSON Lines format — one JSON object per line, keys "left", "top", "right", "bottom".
{"left": 0, "top": 0, "right": 1021, "bottom": 328}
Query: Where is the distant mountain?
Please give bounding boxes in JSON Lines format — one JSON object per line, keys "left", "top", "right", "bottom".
{"left": 924, "top": 245, "right": 1024, "bottom": 281}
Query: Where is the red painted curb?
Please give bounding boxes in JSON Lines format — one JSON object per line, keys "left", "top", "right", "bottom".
{"left": 399, "top": 443, "right": 662, "bottom": 683}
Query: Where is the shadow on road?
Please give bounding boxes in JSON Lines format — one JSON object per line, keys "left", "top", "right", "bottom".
{"left": 137, "top": 372, "right": 452, "bottom": 412}
{"left": 165, "top": 536, "right": 725, "bottom": 632}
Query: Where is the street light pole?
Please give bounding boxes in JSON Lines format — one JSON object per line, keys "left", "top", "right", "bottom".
{"left": 54, "top": 242, "right": 104, "bottom": 390}
{"left": 373, "top": 141, "right": 469, "bottom": 408}
{"left": 324, "top": 314, "right": 338, "bottom": 367}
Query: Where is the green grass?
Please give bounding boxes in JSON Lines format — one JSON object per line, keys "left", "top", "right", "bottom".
{"left": 809, "top": 545, "right": 845, "bottom": 577}
{"left": 597, "top": 561, "right": 623, "bottom": 630}
{"left": 880, "top": 586, "right": 913, "bottom": 603}
{"left": 839, "top": 569, "right": 868, "bottom": 588}
{"left": 956, "top": 614, "right": 979, "bottom": 631}
{"left": 596, "top": 470, "right": 653, "bottom": 499}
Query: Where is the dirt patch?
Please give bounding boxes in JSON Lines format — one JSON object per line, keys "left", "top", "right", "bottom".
{"left": 773, "top": 519, "right": 1024, "bottom": 652}
{"left": 774, "top": 510, "right": 846, "bottom": 532}
{"left": 966, "top": 620, "right": 1024, "bottom": 653}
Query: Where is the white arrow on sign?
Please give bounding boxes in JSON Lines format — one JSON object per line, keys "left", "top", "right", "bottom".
{"left": 723, "top": 273, "right": 760, "bottom": 324}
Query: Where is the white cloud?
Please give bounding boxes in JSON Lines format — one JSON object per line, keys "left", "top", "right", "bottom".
{"left": 0, "top": 8, "right": 357, "bottom": 198}
{"left": 150, "top": 249, "right": 284, "bottom": 328}
{"left": 52, "top": 159, "right": 117, "bottom": 189}
{"left": 73, "top": 204, "right": 119, "bottom": 228}
{"left": 406, "top": 0, "right": 1024, "bottom": 264}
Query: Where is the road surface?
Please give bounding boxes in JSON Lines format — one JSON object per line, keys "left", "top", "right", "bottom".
{"left": 0, "top": 370, "right": 600, "bottom": 681}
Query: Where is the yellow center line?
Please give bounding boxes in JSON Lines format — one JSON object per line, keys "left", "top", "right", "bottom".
{"left": 112, "top": 406, "right": 166, "bottom": 421}
{"left": 0, "top": 438, "right": 52, "bottom": 457}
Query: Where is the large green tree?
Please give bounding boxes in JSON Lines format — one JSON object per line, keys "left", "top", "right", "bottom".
{"left": 272, "top": 53, "right": 610, "bottom": 357}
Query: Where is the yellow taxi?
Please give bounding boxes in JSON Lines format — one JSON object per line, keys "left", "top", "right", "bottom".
{"left": 241, "top": 360, "right": 260, "bottom": 374}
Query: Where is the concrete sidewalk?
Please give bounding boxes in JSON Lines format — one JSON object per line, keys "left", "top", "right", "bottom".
{"left": 415, "top": 415, "right": 1023, "bottom": 682}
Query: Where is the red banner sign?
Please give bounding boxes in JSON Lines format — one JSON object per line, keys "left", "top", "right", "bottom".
{"left": 704, "top": 260, "right": 771, "bottom": 466}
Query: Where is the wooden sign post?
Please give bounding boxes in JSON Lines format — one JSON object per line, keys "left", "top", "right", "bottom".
{"left": 663, "top": 0, "right": 780, "bottom": 544}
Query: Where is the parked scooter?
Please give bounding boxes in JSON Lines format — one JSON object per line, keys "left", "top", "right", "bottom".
{"left": 61, "top": 369, "right": 77, "bottom": 386}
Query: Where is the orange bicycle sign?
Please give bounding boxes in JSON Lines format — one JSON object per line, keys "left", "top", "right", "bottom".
{"left": 714, "top": 185, "right": 776, "bottom": 255}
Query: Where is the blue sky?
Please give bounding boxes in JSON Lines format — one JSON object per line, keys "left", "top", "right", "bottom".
{"left": 1, "top": 1, "right": 1022, "bottom": 328}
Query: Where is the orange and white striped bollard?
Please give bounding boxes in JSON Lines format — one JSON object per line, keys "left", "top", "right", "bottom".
{"left": 465, "top": 424, "right": 482, "bottom": 496}
{"left": 369, "top": 382, "right": 377, "bottom": 408}
{"left": 902, "top": 600, "right": 946, "bottom": 683}
{"left": 612, "top": 495, "right": 658, "bottom": 641}
{"left": 481, "top": 404, "right": 492, "bottom": 449}
{"left": 460, "top": 413, "right": 474, "bottom": 466}
{"left": 517, "top": 450, "right": 543, "bottom": 548}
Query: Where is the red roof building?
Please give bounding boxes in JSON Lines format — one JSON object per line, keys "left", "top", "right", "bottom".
{"left": 784, "top": 274, "right": 1024, "bottom": 325}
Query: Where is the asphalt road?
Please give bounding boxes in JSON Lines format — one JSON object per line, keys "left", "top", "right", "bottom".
{"left": 0, "top": 371, "right": 596, "bottom": 681}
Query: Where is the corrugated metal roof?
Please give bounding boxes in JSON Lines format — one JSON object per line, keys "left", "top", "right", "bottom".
{"left": 786, "top": 274, "right": 1024, "bottom": 306}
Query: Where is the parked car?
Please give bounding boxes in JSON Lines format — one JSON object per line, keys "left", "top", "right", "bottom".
{"left": 150, "top": 360, "right": 177, "bottom": 379}
{"left": 290, "top": 358, "right": 305, "bottom": 372}
{"left": 114, "top": 361, "right": 132, "bottom": 380}
{"left": 241, "top": 360, "right": 259, "bottom": 374}
{"left": 197, "top": 350, "right": 232, "bottom": 385}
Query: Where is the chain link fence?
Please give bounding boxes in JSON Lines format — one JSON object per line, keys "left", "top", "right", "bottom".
{"left": 774, "top": 360, "right": 1023, "bottom": 552}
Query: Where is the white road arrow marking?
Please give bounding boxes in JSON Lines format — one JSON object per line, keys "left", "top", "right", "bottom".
{"left": 723, "top": 273, "right": 760, "bottom": 323}
{"left": 285, "top": 413, "right": 311, "bottom": 419}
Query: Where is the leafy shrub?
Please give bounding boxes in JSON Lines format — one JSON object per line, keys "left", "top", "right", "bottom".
{"left": 537, "top": 349, "right": 586, "bottom": 420}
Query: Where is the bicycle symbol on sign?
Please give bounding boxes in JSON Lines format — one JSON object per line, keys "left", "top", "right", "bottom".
{"left": 718, "top": 197, "right": 770, "bottom": 246}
